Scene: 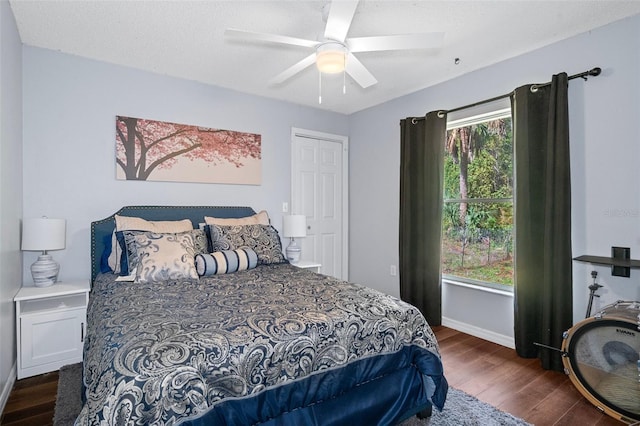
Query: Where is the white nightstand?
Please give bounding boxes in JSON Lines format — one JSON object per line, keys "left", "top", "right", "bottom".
{"left": 14, "top": 281, "right": 90, "bottom": 379}
{"left": 292, "top": 261, "right": 322, "bottom": 273}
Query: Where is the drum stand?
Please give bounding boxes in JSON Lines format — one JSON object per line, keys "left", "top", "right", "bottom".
{"left": 533, "top": 271, "right": 604, "bottom": 354}
{"left": 535, "top": 271, "right": 604, "bottom": 355}
{"left": 585, "top": 270, "right": 603, "bottom": 319}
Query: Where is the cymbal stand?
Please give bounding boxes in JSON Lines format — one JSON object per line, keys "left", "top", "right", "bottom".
{"left": 585, "top": 270, "right": 603, "bottom": 319}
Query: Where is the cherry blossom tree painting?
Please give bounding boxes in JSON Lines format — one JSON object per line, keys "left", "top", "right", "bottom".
{"left": 116, "top": 115, "right": 262, "bottom": 184}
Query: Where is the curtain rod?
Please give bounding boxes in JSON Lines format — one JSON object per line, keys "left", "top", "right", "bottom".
{"left": 411, "top": 67, "right": 601, "bottom": 122}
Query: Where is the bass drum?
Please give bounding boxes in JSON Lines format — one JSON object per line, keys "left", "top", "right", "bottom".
{"left": 561, "top": 301, "right": 640, "bottom": 423}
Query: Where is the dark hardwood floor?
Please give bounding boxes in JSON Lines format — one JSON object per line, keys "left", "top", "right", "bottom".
{"left": 0, "top": 327, "right": 626, "bottom": 425}
{"left": 1, "top": 368, "right": 59, "bottom": 426}
{"left": 432, "top": 326, "right": 624, "bottom": 426}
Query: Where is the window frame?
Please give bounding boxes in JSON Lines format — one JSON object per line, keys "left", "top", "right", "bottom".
{"left": 442, "top": 104, "right": 514, "bottom": 293}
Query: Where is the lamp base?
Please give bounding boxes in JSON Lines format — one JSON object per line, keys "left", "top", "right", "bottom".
{"left": 31, "top": 254, "right": 59, "bottom": 287}
{"left": 286, "top": 239, "right": 302, "bottom": 264}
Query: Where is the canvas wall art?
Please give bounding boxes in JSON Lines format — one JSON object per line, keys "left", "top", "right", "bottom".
{"left": 116, "top": 115, "right": 262, "bottom": 185}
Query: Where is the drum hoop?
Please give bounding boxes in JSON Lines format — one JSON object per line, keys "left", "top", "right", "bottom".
{"left": 595, "top": 301, "right": 640, "bottom": 318}
{"left": 562, "top": 318, "right": 640, "bottom": 421}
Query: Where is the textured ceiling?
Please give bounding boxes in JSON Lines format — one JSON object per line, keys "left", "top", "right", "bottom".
{"left": 9, "top": 0, "right": 640, "bottom": 114}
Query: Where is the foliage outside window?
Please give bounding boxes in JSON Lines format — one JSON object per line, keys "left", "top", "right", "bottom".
{"left": 441, "top": 109, "right": 514, "bottom": 290}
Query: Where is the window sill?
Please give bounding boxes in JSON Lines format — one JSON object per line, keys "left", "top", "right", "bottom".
{"left": 442, "top": 277, "right": 514, "bottom": 297}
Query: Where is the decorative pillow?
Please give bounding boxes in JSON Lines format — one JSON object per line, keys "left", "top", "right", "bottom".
{"left": 114, "top": 215, "right": 193, "bottom": 233}
{"left": 132, "top": 232, "right": 200, "bottom": 283}
{"left": 107, "top": 216, "right": 193, "bottom": 273}
{"left": 107, "top": 233, "right": 123, "bottom": 274}
{"left": 207, "top": 224, "right": 287, "bottom": 265}
{"left": 99, "top": 234, "right": 115, "bottom": 273}
{"left": 120, "top": 229, "right": 207, "bottom": 277}
{"left": 204, "top": 210, "right": 270, "bottom": 226}
{"left": 195, "top": 248, "right": 258, "bottom": 276}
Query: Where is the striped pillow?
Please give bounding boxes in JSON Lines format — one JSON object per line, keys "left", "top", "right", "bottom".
{"left": 195, "top": 248, "right": 258, "bottom": 276}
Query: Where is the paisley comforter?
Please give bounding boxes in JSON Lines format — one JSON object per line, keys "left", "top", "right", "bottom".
{"left": 77, "top": 263, "right": 447, "bottom": 425}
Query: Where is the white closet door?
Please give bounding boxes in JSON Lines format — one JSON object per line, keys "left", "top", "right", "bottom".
{"left": 291, "top": 128, "right": 348, "bottom": 280}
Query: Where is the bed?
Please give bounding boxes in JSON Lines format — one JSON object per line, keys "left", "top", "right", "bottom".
{"left": 77, "top": 206, "right": 448, "bottom": 425}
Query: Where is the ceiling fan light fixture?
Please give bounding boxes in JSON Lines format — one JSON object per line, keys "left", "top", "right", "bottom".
{"left": 316, "top": 42, "right": 347, "bottom": 74}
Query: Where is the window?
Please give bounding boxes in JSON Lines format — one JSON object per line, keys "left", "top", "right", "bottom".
{"left": 441, "top": 107, "right": 514, "bottom": 291}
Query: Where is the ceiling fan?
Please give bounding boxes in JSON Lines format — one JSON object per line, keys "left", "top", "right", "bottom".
{"left": 225, "top": 0, "right": 444, "bottom": 98}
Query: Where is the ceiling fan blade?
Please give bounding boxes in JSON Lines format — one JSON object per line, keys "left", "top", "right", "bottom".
{"left": 324, "top": 0, "right": 359, "bottom": 42}
{"left": 348, "top": 33, "right": 445, "bottom": 52}
{"left": 345, "top": 53, "right": 377, "bottom": 88}
{"left": 268, "top": 53, "right": 317, "bottom": 85}
{"left": 225, "top": 28, "right": 318, "bottom": 48}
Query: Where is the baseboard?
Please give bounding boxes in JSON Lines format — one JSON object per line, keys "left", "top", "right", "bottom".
{"left": 442, "top": 317, "right": 515, "bottom": 349}
{"left": 0, "top": 361, "right": 17, "bottom": 416}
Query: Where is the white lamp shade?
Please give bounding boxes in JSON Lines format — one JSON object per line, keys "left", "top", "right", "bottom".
{"left": 283, "top": 215, "right": 307, "bottom": 238}
{"left": 21, "top": 217, "right": 66, "bottom": 251}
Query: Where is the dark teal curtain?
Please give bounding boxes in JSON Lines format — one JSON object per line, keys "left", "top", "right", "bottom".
{"left": 512, "top": 73, "right": 573, "bottom": 371}
{"left": 399, "top": 111, "right": 447, "bottom": 326}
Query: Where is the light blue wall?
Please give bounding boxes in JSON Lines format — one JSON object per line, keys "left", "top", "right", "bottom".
{"left": 349, "top": 14, "right": 640, "bottom": 334}
{"left": 0, "top": 0, "right": 23, "bottom": 410}
{"left": 21, "top": 47, "right": 349, "bottom": 283}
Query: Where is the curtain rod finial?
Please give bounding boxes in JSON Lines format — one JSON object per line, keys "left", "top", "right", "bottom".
{"left": 582, "top": 67, "right": 602, "bottom": 80}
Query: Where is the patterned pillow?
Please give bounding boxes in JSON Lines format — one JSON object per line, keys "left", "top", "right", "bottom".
{"left": 195, "top": 248, "right": 258, "bottom": 276}
{"left": 107, "top": 216, "right": 193, "bottom": 273}
{"left": 207, "top": 224, "right": 287, "bottom": 265}
{"left": 132, "top": 232, "right": 201, "bottom": 283}
{"left": 119, "top": 229, "right": 207, "bottom": 277}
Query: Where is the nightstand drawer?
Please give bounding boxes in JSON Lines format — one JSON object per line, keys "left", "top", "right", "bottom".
{"left": 21, "top": 294, "right": 86, "bottom": 314}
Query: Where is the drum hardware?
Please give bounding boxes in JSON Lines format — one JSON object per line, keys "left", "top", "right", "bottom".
{"left": 586, "top": 270, "right": 603, "bottom": 319}
{"left": 532, "top": 341, "right": 566, "bottom": 355}
{"left": 532, "top": 269, "right": 603, "bottom": 356}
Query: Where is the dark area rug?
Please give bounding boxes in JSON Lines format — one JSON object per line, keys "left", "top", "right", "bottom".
{"left": 55, "top": 363, "right": 530, "bottom": 425}
{"left": 398, "top": 388, "right": 531, "bottom": 426}
{"left": 53, "top": 363, "right": 83, "bottom": 426}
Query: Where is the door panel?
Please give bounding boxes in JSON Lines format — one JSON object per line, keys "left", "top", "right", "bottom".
{"left": 21, "top": 309, "right": 84, "bottom": 368}
{"left": 291, "top": 129, "right": 348, "bottom": 280}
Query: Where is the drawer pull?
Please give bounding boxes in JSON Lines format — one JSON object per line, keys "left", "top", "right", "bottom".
{"left": 81, "top": 322, "right": 85, "bottom": 342}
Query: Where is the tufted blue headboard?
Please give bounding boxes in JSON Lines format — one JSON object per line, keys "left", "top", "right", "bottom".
{"left": 90, "top": 205, "right": 257, "bottom": 282}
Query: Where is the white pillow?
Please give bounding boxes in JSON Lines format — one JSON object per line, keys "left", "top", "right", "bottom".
{"left": 204, "top": 210, "right": 269, "bottom": 226}
{"left": 114, "top": 215, "right": 193, "bottom": 233}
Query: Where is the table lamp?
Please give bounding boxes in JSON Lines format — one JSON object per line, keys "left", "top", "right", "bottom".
{"left": 21, "top": 217, "right": 66, "bottom": 287}
{"left": 283, "top": 215, "right": 306, "bottom": 263}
